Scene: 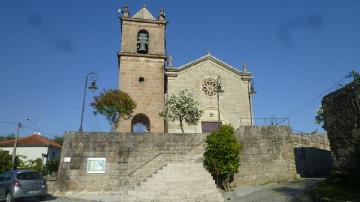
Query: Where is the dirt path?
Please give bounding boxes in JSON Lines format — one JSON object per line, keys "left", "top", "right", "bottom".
{"left": 224, "top": 178, "right": 324, "bottom": 202}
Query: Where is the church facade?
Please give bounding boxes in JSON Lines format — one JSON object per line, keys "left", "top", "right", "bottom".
{"left": 117, "top": 5, "right": 254, "bottom": 133}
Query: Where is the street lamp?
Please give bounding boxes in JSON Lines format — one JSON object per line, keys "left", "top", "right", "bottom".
{"left": 248, "top": 81, "right": 256, "bottom": 125}
{"left": 216, "top": 76, "right": 224, "bottom": 124}
{"left": 79, "top": 72, "right": 98, "bottom": 132}
{"left": 12, "top": 118, "right": 31, "bottom": 170}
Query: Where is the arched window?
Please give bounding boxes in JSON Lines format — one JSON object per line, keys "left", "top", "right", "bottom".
{"left": 137, "top": 30, "right": 149, "bottom": 54}
{"left": 131, "top": 113, "right": 150, "bottom": 133}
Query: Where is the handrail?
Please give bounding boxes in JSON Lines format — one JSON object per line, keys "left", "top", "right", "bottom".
{"left": 128, "top": 139, "right": 206, "bottom": 177}
{"left": 239, "top": 117, "right": 291, "bottom": 126}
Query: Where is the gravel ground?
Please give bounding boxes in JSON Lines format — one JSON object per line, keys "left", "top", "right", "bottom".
{"left": 224, "top": 178, "right": 324, "bottom": 202}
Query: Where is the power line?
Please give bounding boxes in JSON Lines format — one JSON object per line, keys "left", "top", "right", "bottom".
{"left": 277, "top": 71, "right": 352, "bottom": 124}
{"left": 0, "top": 120, "right": 17, "bottom": 125}
{"left": 0, "top": 120, "right": 50, "bottom": 138}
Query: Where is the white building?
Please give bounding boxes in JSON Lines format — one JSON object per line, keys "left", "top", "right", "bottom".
{"left": 0, "top": 134, "right": 61, "bottom": 164}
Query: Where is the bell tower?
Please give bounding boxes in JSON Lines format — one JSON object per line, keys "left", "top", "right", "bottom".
{"left": 117, "top": 5, "right": 167, "bottom": 133}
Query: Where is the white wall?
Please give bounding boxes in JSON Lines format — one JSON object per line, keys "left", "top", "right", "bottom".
{"left": 1, "top": 146, "right": 48, "bottom": 164}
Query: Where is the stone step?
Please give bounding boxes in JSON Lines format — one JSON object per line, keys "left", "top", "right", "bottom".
{"left": 126, "top": 196, "right": 222, "bottom": 202}
{"left": 126, "top": 146, "right": 223, "bottom": 202}
{"left": 135, "top": 181, "right": 216, "bottom": 190}
{"left": 128, "top": 190, "right": 222, "bottom": 199}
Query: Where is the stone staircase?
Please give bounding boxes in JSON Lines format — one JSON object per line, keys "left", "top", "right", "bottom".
{"left": 125, "top": 143, "right": 224, "bottom": 202}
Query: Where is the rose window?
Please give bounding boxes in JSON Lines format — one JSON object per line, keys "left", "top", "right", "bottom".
{"left": 202, "top": 78, "right": 218, "bottom": 96}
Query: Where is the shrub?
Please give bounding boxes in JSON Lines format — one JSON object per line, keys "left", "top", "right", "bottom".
{"left": 0, "top": 150, "right": 13, "bottom": 172}
{"left": 46, "top": 158, "right": 60, "bottom": 176}
{"left": 203, "top": 124, "right": 242, "bottom": 190}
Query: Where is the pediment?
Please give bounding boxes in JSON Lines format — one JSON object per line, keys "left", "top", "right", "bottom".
{"left": 166, "top": 54, "right": 252, "bottom": 80}
{"left": 133, "top": 7, "right": 156, "bottom": 20}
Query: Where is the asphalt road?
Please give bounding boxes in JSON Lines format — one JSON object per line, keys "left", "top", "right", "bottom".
{"left": 16, "top": 178, "right": 323, "bottom": 202}
{"left": 224, "top": 178, "right": 324, "bottom": 202}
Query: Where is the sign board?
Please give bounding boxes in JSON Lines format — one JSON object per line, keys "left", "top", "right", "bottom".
{"left": 87, "top": 158, "right": 106, "bottom": 173}
{"left": 64, "top": 157, "right": 71, "bottom": 163}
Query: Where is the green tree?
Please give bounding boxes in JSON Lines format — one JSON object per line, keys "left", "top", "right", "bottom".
{"left": 91, "top": 89, "right": 136, "bottom": 131}
{"left": 52, "top": 136, "right": 64, "bottom": 145}
{"left": 0, "top": 133, "right": 15, "bottom": 142}
{"left": 204, "top": 124, "right": 242, "bottom": 190}
{"left": 0, "top": 151, "right": 13, "bottom": 172}
{"left": 0, "top": 151, "right": 21, "bottom": 172}
{"left": 159, "top": 90, "right": 203, "bottom": 133}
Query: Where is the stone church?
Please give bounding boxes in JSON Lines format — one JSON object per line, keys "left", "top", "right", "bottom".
{"left": 117, "top": 5, "right": 254, "bottom": 133}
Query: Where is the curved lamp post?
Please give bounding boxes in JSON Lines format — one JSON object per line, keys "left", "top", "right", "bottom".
{"left": 79, "top": 72, "right": 98, "bottom": 132}
{"left": 216, "top": 76, "right": 224, "bottom": 124}
{"left": 248, "top": 81, "right": 256, "bottom": 125}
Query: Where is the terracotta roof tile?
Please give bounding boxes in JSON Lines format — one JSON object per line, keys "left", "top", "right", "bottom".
{"left": 0, "top": 134, "right": 61, "bottom": 149}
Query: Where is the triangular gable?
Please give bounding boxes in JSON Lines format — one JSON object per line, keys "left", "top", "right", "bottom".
{"left": 133, "top": 7, "right": 156, "bottom": 20}
{"left": 166, "top": 54, "right": 252, "bottom": 78}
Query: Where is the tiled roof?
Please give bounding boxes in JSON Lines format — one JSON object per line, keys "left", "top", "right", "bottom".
{"left": 0, "top": 134, "right": 61, "bottom": 149}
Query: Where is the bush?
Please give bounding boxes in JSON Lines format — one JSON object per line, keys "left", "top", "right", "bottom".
{"left": 0, "top": 150, "right": 13, "bottom": 172}
{"left": 203, "top": 124, "right": 242, "bottom": 190}
{"left": 46, "top": 158, "right": 60, "bottom": 176}
{"left": 0, "top": 151, "right": 21, "bottom": 172}
{"left": 18, "top": 157, "right": 43, "bottom": 173}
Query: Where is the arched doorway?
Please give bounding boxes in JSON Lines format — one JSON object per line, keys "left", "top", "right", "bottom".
{"left": 131, "top": 113, "right": 150, "bottom": 134}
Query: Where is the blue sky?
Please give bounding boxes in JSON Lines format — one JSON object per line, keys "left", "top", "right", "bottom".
{"left": 0, "top": 0, "right": 359, "bottom": 138}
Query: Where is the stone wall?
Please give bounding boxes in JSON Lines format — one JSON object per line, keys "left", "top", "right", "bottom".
{"left": 56, "top": 132, "right": 206, "bottom": 193}
{"left": 321, "top": 79, "right": 360, "bottom": 174}
{"left": 56, "top": 126, "right": 332, "bottom": 193}
{"left": 233, "top": 126, "right": 297, "bottom": 185}
{"left": 292, "top": 133, "right": 332, "bottom": 177}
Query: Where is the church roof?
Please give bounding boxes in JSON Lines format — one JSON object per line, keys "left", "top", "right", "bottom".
{"left": 132, "top": 5, "right": 156, "bottom": 20}
{"left": 166, "top": 53, "right": 252, "bottom": 78}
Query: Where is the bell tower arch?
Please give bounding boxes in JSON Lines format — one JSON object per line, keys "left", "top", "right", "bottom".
{"left": 117, "top": 5, "right": 167, "bottom": 133}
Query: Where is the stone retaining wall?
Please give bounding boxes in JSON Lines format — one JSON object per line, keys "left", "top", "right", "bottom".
{"left": 292, "top": 133, "right": 332, "bottom": 177}
{"left": 56, "top": 126, "right": 332, "bottom": 193}
{"left": 56, "top": 132, "right": 206, "bottom": 193}
{"left": 234, "top": 126, "right": 297, "bottom": 185}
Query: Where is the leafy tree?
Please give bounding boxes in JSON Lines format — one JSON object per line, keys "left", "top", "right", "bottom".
{"left": 52, "top": 135, "right": 64, "bottom": 145}
{"left": 204, "top": 124, "right": 242, "bottom": 190}
{"left": 0, "top": 151, "right": 13, "bottom": 172}
{"left": 0, "top": 151, "right": 21, "bottom": 172}
{"left": 159, "top": 90, "right": 203, "bottom": 133}
{"left": 315, "top": 105, "right": 324, "bottom": 127}
{"left": 0, "top": 133, "right": 15, "bottom": 142}
{"left": 91, "top": 89, "right": 136, "bottom": 131}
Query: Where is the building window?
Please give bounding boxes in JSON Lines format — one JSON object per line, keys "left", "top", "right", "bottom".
{"left": 139, "top": 77, "right": 145, "bottom": 83}
{"left": 202, "top": 78, "right": 218, "bottom": 96}
{"left": 137, "top": 30, "right": 149, "bottom": 54}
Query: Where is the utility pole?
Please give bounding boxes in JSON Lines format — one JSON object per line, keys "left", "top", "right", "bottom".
{"left": 12, "top": 122, "right": 22, "bottom": 170}
{"left": 11, "top": 118, "right": 31, "bottom": 170}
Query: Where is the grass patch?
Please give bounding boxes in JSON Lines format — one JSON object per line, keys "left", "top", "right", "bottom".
{"left": 314, "top": 177, "right": 360, "bottom": 201}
